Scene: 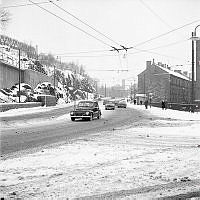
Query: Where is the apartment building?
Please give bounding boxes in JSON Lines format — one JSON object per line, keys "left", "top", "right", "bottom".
{"left": 137, "top": 60, "right": 191, "bottom": 103}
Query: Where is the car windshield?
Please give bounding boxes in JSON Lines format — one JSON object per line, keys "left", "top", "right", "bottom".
{"left": 107, "top": 101, "right": 114, "bottom": 104}
{"left": 78, "top": 102, "right": 94, "bottom": 107}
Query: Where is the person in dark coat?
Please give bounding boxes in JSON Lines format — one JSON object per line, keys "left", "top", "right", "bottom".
{"left": 161, "top": 100, "right": 165, "bottom": 110}
{"left": 144, "top": 99, "right": 148, "bottom": 109}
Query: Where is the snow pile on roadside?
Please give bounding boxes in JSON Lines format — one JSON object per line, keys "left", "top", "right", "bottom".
{"left": 129, "top": 104, "right": 200, "bottom": 121}
{"left": 0, "top": 102, "right": 73, "bottom": 117}
{"left": 1, "top": 123, "right": 200, "bottom": 199}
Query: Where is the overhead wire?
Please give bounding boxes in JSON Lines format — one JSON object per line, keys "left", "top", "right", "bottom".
{"left": 49, "top": 0, "right": 122, "bottom": 48}
{"left": 4, "top": 1, "right": 196, "bottom": 54}
{"left": 28, "top": 0, "right": 114, "bottom": 48}
{"left": 139, "top": 0, "right": 172, "bottom": 29}
{"left": 1, "top": 1, "right": 50, "bottom": 9}
{"left": 54, "top": 49, "right": 110, "bottom": 56}
{"left": 139, "top": 0, "right": 188, "bottom": 41}
{"left": 49, "top": 0, "right": 127, "bottom": 73}
{"left": 147, "top": 39, "right": 188, "bottom": 51}
{"left": 6, "top": 0, "right": 197, "bottom": 66}
{"left": 57, "top": 38, "right": 188, "bottom": 61}
{"left": 132, "top": 18, "right": 200, "bottom": 48}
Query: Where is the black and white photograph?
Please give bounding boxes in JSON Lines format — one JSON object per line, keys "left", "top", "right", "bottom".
{"left": 0, "top": 0, "right": 200, "bottom": 199}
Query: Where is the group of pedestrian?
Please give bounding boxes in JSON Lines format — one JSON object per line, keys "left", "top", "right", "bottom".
{"left": 143, "top": 98, "right": 152, "bottom": 109}
{"left": 142, "top": 98, "right": 167, "bottom": 110}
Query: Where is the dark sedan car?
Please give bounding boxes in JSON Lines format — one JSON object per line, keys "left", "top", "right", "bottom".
{"left": 117, "top": 100, "right": 127, "bottom": 108}
{"left": 105, "top": 101, "right": 115, "bottom": 110}
{"left": 70, "top": 100, "right": 101, "bottom": 121}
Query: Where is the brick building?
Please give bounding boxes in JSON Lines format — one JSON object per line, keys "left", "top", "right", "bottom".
{"left": 137, "top": 60, "right": 191, "bottom": 104}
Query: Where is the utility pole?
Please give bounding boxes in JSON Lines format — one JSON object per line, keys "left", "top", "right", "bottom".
{"left": 18, "top": 49, "right": 21, "bottom": 103}
{"left": 105, "top": 83, "right": 106, "bottom": 97}
{"left": 144, "top": 73, "right": 146, "bottom": 99}
{"left": 130, "top": 82, "right": 133, "bottom": 100}
{"left": 192, "top": 31, "right": 195, "bottom": 104}
{"left": 53, "top": 65, "right": 56, "bottom": 96}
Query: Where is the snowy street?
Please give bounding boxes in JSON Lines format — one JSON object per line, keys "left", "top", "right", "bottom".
{"left": 1, "top": 104, "right": 200, "bottom": 199}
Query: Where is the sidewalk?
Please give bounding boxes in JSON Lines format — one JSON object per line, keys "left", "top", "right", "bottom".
{"left": 129, "top": 103, "right": 200, "bottom": 121}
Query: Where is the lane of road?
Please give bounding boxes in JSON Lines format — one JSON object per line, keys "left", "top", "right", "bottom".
{"left": 1, "top": 104, "right": 157, "bottom": 157}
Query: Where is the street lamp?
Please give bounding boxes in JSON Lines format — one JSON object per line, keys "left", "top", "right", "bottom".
{"left": 191, "top": 25, "right": 200, "bottom": 104}
{"left": 18, "top": 49, "right": 28, "bottom": 103}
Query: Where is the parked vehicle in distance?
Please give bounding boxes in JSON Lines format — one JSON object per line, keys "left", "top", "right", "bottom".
{"left": 117, "top": 100, "right": 127, "bottom": 108}
{"left": 105, "top": 101, "right": 115, "bottom": 110}
{"left": 113, "top": 98, "right": 121, "bottom": 106}
{"left": 70, "top": 100, "right": 101, "bottom": 121}
{"left": 103, "top": 98, "right": 111, "bottom": 105}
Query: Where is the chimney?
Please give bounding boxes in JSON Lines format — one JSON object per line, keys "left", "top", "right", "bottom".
{"left": 183, "top": 71, "right": 188, "bottom": 76}
{"left": 174, "top": 70, "right": 182, "bottom": 74}
{"left": 167, "top": 65, "right": 171, "bottom": 70}
{"left": 146, "top": 61, "right": 151, "bottom": 69}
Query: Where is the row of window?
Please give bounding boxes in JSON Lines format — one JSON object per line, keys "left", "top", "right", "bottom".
{"left": 170, "top": 77, "right": 190, "bottom": 87}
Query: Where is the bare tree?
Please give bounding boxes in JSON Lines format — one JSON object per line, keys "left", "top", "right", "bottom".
{"left": 0, "top": 9, "right": 11, "bottom": 30}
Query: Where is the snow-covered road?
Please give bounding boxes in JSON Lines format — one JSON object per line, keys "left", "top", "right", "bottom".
{"left": 1, "top": 104, "right": 200, "bottom": 199}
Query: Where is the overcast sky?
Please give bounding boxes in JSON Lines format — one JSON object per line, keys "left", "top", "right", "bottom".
{"left": 1, "top": 0, "right": 200, "bottom": 86}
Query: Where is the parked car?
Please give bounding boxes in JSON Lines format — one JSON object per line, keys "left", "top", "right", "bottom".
{"left": 103, "top": 98, "right": 111, "bottom": 105}
{"left": 70, "top": 100, "right": 101, "bottom": 121}
{"left": 105, "top": 101, "right": 115, "bottom": 110}
{"left": 117, "top": 100, "right": 127, "bottom": 108}
{"left": 113, "top": 99, "right": 121, "bottom": 106}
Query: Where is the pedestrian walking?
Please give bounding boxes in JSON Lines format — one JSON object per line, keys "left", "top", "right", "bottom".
{"left": 134, "top": 99, "right": 136, "bottom": 105}
{"left": 144, "top": 99, "right": 148, "bottom": 109}
{"left": 149, "top": 98, "right": 152, "bottom": 108}
{"left": 161, "top": 100, "right": 165, "bottom": 110}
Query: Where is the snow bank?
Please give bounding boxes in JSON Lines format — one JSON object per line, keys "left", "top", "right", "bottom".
{"left": 0, "top": 102, "right": 73, "bottom": 117}
{"left": 1, "top": 123, "right": 200, "bottom": 199}
{"left": 129, "top": 103, "right": 200, "bottom": 121}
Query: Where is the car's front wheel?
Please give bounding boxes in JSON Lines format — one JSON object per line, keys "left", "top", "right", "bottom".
{"left": 89, "top": 114, "right": 93, "bottom": 121}
{"left": 71, "top": 117, "right": 75, "bottom": 121}
{"left": 97, "top": 112, "right": 101, "bottom": 119}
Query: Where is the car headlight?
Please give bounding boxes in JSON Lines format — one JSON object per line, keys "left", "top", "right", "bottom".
{"left": 85, "top": 111, "right": 90, "bottom": 115}
{"left": 70, "top": 111, "right": 74, "bottom": 115}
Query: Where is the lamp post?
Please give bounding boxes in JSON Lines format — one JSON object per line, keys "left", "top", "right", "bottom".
{"left": 191, "top": 25, "right": 200, "bottom": 104}
{"left": 18, "top": 49, "right": 21, "bottom": 103}
{"left": 53, "top": 65, "right": 56, "bottom": 96}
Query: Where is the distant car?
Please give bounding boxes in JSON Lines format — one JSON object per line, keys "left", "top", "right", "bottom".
{"left": 70, "top": 100, "right": 101, "bottom": 121}
{"left": 114, "top": 99, "right": 121, "bottom": 106}
{"left": 105, "top": 101, "right": 115, "bottom": 110}
{"left": 103, "top": 98, "right": 111, "bottom": 105}
{"left": 117, "top": 100, "right": 127, "bottom": 108}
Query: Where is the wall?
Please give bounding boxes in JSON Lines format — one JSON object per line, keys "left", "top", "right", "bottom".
{"left": 23, "top": 69, "right": 57, "bottom": 89}
{"left": 36, "top": 95, "right": 57, "bottom": 106}
{"left": 0, "top": 61, "right": 23, "bottom": 89}
{"left": 0, "top": 61, "right": 58, "bottom": 89}
{"left": 0, "top": 102, "right": 42, "bottom": 112}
